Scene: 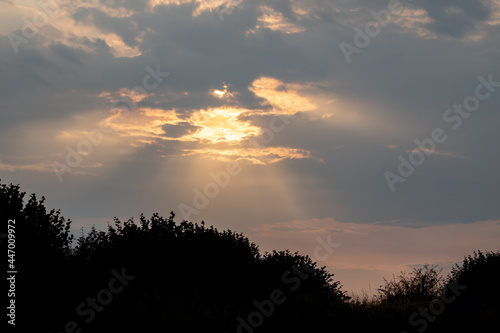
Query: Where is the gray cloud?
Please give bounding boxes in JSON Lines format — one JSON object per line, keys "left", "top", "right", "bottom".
{"left": 162, "top": 122, "right": 200, "bottom": 138}
{"left": 411, "top": 0, "right": 492, "bottom": 38}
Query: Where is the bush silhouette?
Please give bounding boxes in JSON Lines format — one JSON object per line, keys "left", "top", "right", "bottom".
{"left": 348, "top": 265, "right": 443, "bottom": 332}
{"left": 430, "top": 250, "right": 500, "bottom": 332}
{"left": 377, "top": 265, "right": 444, "bottom": 309}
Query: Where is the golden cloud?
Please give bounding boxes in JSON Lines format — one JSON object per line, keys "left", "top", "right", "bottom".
{"left": 97, "top": 76, "right": 319, "bottom": 163}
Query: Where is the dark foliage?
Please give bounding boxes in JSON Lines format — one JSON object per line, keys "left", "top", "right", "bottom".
{"left": 1, "top": 181, "right": 349, "bottom": 332}
{"left": 2, "top": 181, "right": 498, "bottom": 333}
{"left": 1, "top": 182, "right": 74, "bottom": 331}
{"left": 431, "top": 250, "right": 500, "bottom": 332}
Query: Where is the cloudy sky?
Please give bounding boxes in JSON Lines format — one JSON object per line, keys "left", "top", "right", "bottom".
{"left": 1, "top": 0, "right": 500, "bottom": 294}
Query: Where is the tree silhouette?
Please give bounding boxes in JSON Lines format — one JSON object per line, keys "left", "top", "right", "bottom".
{"left": 432, "top": 250, "right": 500, "bottom": 332}
{"left": 1, "top": 181, "right": 76, "bottom": 330}
{"left": 2, "top": 180, "right": 498, "bottom": 333}
{"left": 1, "top": 181, "right": 349, "bottom": 332}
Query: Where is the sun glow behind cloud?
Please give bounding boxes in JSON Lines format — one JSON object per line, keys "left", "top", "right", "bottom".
{"left": 96, "top": 76, "right": 322, "bottom": 164}
{"left": 187, "top": 108, "right": 260, "bottom": 143}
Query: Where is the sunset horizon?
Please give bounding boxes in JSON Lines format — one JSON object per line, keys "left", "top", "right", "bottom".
{"left": 1, "top": 0, "right": 500, "bottom": 331}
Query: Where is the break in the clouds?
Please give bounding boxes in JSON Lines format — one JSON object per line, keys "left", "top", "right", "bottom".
{"left": 1, "top": 0, "right": 499, "bottom": 292}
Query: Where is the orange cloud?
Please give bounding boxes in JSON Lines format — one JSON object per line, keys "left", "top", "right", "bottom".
{"left": 97, "top": 76, "right": 320, "bottom": 163}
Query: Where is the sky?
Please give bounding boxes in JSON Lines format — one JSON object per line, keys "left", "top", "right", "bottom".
{"left": 1, "top": 0, "right": 500, "bottom": 295}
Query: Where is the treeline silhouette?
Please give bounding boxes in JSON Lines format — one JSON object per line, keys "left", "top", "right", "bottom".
{"left": 1, "top": 181, "right": 499, "bottom": 332}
